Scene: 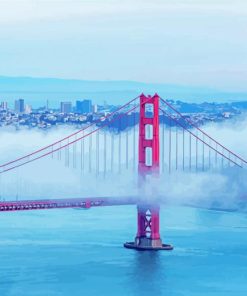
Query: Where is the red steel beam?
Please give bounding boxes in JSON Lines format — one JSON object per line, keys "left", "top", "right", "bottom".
{"left": 0, "top": 196, "right": 140, "bottom": 212}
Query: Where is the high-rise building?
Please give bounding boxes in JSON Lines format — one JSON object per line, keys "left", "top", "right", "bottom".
{"left": 0, "top": 102, "right": 8, "bottom": 110}
{"left": 76, "top": 101, "right": 83, "bottom": 113}
{"left": 93, "top": 104, "right": 98, "bottom": 113}
{"left": 15, "top": 99, "right": 25, "bottom": 113}
{"left": 60, "top": 102, "right": 72, "bottom": 113}
{"left": 25, "top": 104, "right": 32, "bottom": 114}
{"left": 76, "top": 99, "right": 92, "bottom": 114}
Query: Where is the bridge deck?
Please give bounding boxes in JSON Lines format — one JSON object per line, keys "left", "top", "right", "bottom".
{"left": 0, "top": 197, "right": 140, "bottom": 212}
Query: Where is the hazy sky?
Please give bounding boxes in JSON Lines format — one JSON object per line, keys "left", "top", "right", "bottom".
{"left": 0, "top": 0, "right": 247, "bottom": 91}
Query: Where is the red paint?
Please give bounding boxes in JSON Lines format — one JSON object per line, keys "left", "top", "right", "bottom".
{"left": 0, "top": 196, "right": 140, "bottom": 212}
{"left": 138, "top": 94, "right": 160, "bottom": 174}
{"left": 136, "top": 94, "right": 162, "bottom": 244}
{"left": 159, "top": 108, "right": 242, "bottom": 168}
{"left": 137, "top": 205, "right": 160, "bottom": 240}
{"left": 0, "top": 101, "right": 140, "bottom": 174}
{"left": 160, "top": 97, "right": 247, "bottom": 164}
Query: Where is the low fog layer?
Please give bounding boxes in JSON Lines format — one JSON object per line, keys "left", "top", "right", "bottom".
{"left": 0, "top": 117, "right": 247, "bottom": 211}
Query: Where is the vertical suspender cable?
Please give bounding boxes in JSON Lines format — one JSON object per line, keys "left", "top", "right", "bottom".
{"left": 221, "top": 147, "right": 224, "bottom": 169}
{"left": 73, "top": 142, "right": 75, "bottom": 169}
{"left": 57, "top": 143, "right": 59, "bottom": 160}
{"left": 80, "top": 137, "right": 83, "bottom": 173}
{"left": 196, "top": 130, "right": 198, "bottom": 171}
{"left": 82, "top": 131, "right": 85, "bottom": 173}
{"left": 209, "top": 139, "right": 211, "bottom": 170}
{"left": 215, "top": 143, "right": 218, "bottom": 168}
{"left": 67, "top": 144, "right": 68, "bottom": 167}
{"left": 189, "top": 132, "right": 192, "bottom": 171}
{"left": 104, "top": 130, "right": 107, "bottom": 177}
{"left": 67, "top": 139, "right": 70, "bottom": 167}
{"left": 59, "top": 141, "right": 61, "bottom": 161}
{"left": 73, "top": 135, "right": 77, "bottom": 169}
{"left": 176, "top": 125, "right": 178, "bottom": 170}
{"left": 169, "top": 115, "right": 171, "bottom": 174}
{"left": 0, "top": 172, "right": 2, "bottom": 201}
{"left": 183, "top": 128, "right": 185, "bottom": 171}
{"left": 126, "top": 120, "right": 129, "bottom": 170}
{"left": 133, "top": 110, "right": 136, "bottom": 171}
{"left": 96, "top": 131, "right": 99, "bottom": 176}
{"left": 162, "top": 120, "right": 165, "bottom": 173}
{"left": 89, "top": 129, "right": 92, "bottom": 173}
{"left": 202, "top": 134, "right": 205, "bottom": 171}
{"left": 119, "top": 116, "right": 122, "bottom": 174}
{"left": 111, "top": 132, "right": 114, "bottom": 173}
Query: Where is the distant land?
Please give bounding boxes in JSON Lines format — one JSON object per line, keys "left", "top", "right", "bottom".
{"left": 0, "top": 76, "right": 247, "bottom": 108}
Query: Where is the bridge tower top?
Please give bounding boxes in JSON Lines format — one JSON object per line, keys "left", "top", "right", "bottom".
{"left": 138, "top": 93, "right": 160, "bottom": 175}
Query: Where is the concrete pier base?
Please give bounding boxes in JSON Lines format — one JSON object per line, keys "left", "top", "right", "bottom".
{"left": 124, "top": 237, "right": 173, "bottom": 251}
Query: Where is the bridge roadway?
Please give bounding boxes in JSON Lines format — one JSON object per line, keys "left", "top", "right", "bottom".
{"left": 0, "top": 196, "right": 140, "bottom": 212}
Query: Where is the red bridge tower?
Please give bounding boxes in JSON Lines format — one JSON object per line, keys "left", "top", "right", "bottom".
{"left": 124, "top": 94, "right": 173, "bottom": 250}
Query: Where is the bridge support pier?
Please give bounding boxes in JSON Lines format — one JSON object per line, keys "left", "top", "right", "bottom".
{"left": 124, "top": 205, "right": 173, "bottom": 250}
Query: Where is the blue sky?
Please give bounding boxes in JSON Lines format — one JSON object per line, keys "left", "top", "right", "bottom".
{"left": 0, "top": 0, "right": 246, "bottom": 91}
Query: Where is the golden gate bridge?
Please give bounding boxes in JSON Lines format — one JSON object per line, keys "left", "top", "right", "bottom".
{"left": 0, "top": 94, "right": 246, "bottom": 250}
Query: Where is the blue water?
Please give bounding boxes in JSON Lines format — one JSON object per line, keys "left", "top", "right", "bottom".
{"left": 0, "top": 206, "right": 246, "bottom": 296}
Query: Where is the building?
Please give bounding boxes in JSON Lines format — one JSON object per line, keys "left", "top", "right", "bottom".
{"left": 76, "top": 99, "right": 92, "bottom": 114}
{"left": 25, "top": 104, "right": 32, "bottom": 114}
{"left": 60, "top": 102, "right": 72, "bottom": 113}
{"left": 93, "top": 104, "right": 98, "bottom": 113}
{"left": 15, "top": 99, "right": 25, "bottom": 113}
{"left": 0, "top": 102, "right": 8, "bottom": 110}
{"left": 222, "top": 112, "right": 231, "bottom": 118}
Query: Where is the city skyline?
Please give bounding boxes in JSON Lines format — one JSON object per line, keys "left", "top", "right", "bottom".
{"left": 1, "top": 1, "right": 247, "bottom": 295}
{"left": 1, "top": 98, "right": 96, "bottom": 113}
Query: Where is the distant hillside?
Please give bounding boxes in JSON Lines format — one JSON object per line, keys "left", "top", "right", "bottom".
{"left": 0, "top": 76, "right": 247, "bottom": 107}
